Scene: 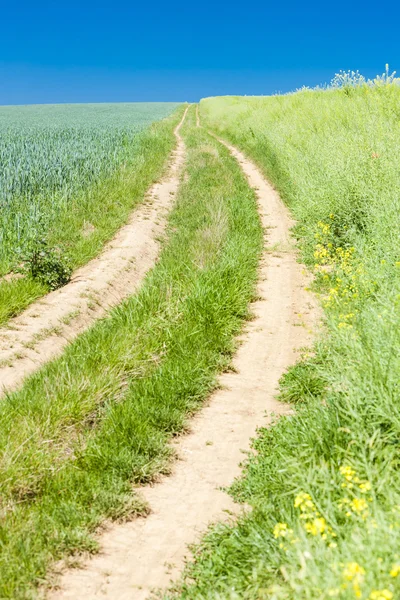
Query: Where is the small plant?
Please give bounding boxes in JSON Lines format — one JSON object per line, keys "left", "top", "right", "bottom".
{"left": 373, "top": 63, "right": 398, "bottom": 85}
{"left": 17, "top": 237, "right": 72, "bottom": 290}
{"left": 330, "top": 69, "right": 366, "bottom": 89}
{"left": 329, "top": 65, "right": 398, "bottom": 90}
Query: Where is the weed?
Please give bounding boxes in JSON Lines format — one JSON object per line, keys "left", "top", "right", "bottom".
{"left": 17, "top": 236, "right": 72, "bottom": 290}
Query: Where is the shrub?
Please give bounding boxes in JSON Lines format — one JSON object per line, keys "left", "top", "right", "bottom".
{"left": 18, "top": 237, "right": 72, "bottom": 290}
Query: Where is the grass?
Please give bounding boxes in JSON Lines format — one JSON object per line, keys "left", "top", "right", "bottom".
{"left": 0, "top": 103, "right": 181, "bottom": 324}
{"left": 0, "top": 105, "right": 262, "bottom": 598}
{"left": 163, "top": 85, "right": 400, "bottom": 599}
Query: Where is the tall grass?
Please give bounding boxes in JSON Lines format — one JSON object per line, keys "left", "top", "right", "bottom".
{"left": 0, "top": 103, "right": 181, "bottom": 323}
{"left": 167, "top": 86, "right": 400, "bottom": 598}
{"left": 0, "top": 106, "right": 262, "bottom": 598}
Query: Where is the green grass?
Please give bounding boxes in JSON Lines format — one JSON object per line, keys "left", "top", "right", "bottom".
{"left": 0, "top": 106, "right": 262, "bottom": 598}
{"left": 164, "top": 87, "right": 400, "bottom": 599}
{"left": 0, "top": 103, "right": 182, "bottom": 324}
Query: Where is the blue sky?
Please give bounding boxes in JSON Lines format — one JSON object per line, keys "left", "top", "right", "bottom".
{"left": 0, "top": 0, "right": 398, "bottom": 104}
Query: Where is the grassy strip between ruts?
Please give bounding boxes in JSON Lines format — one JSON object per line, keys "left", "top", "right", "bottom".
{"left": 164, "top": 88, "right": 400, "bottom": 599}
{"left": 0, "top": 105, "right": 262, "bottom": 598}
{"left": 0, "top": 106, "right": 184, "bottom": 326}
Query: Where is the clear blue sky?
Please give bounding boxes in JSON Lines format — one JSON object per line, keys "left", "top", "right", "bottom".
{"left": 0, "top": 0, "right": 398, "bottom": 104}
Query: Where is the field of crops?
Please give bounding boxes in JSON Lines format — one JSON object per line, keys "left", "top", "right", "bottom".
{"left": 0, "top": 102, "right": 178, "bottom": 272}
{"left": 0, "top": 102, "right": 180, "bottom": 322}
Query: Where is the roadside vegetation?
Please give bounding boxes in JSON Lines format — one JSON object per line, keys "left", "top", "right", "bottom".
{"left": 167, "top": 79, "right": 400, "bottom": 598}
{"left": 0, "top": 106, "right": 263, "bottom": 598}
{"left": 0, "top": 103, "right": 180, "bottom": 324}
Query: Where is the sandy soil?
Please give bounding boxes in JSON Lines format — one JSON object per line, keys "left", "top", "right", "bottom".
{"left": 0, "top": 107, "right": 188, "bottom": 396}
{"left": 49, "top": 129, "right": 320, "bottom": 600}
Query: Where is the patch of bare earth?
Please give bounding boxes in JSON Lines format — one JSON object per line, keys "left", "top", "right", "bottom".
{"left": 0, "top": 107, "right": 188, "bottom": 396}
{"left": 49, "top": 133, "right": 320, "bottom": 600}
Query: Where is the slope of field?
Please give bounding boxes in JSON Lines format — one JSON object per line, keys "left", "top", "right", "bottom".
{"left": 0, "top": 102, "right": 180, "bottom": 323}
{"left": 0, "top": 106, "right": 263, "bottom": 599}
{"left": 168, "top": 87, "right": 400, "bottom": 598}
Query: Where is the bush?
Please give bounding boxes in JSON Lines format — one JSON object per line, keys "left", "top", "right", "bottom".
{"left": 18, "top": 237, "right": 72, "bottom": 290}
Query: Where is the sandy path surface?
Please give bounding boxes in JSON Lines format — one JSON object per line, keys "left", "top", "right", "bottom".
{"left": 50, "top": 130, "right": 320, "bottom": 600}
{"left": 0, "top": 107, "right": 188, "bottom": 396}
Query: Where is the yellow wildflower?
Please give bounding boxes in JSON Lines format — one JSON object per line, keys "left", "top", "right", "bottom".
{"left": 305, "top": 517, "right": 327, "bottom": 536}
{"left": 390, "top": 563, "right": 400, "bottom": 577}
{"left": 354, "top": 583, "right": 362, "bottom": 598}
{"left": 350, "top": 497, "right": 369, "bottom": 515}
{"left": 294, "top": 491, "right": 336, "bottom": 542}
{"left": 339, "top": 496, "right": 369, "bottom": 519}
{"left": 343, "top": 562, "right": 365, "bottom": 599}
{"left": 369, "top": 590, "right": 393, "bottom": 600}
{"left": 340, "top": 465, "right": 357, "bottom": 482}
{"left": 294, "top": 492, "right": 314, "bottom": 509}
{"left": 273, "top": 523, "right": 291, "bottom": 539}
{"left": 343, "top": 562, "right": 365, "bottom": 580}
{"left": 359, "top": 481, "right": 371, "bottom": 493}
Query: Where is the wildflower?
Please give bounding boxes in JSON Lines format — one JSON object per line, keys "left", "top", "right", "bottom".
{"left": 339, "top": 313, "right": 355, "bottom": 321}
{"left": 359, "top": 481, "right": 371, "bottom": 493}
{"left": 305, "top": 517, "right": 327, "bottom": 536}
{"left": 339, "top": 497, "right": 369, "bottom": 519}
{"left": 343, "top": 562, "right": 365, "bottom": 581}
{"left": 328, "top": 589, "right": 340, "bottom": 597}
{"left": 295, "top": 491, "right": 336, "bottom": 541}
{"left": 390, "top": 564, "right": 400, "bottom": 577}
{"left": 317, "top": 221, "right": 331, "bottom": 235}
{"left": 273, "top": 523, "right": 291, "bottom": 538}
{"left": 369, "top": 590, "right": 393, "bottom": 600}
{"left": 340, "top": 465, "right": 357, "bottom": 483}
{"left": 343, "top": 562, "right": 365, "bottom": 598}
{"left": 350, "top": 497, "right": 369, "bottom": 515}
{"left": 294, "top": 492, "right": 315, "bottom": 510}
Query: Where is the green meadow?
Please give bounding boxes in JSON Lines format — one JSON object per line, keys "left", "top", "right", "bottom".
{"left": 168, "top": 84, "right": 400, "bottom": 599}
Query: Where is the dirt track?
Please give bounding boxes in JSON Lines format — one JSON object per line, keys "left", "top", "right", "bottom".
{"left": 50, "top": 125, "right": 319, "bottom": 600}
{"left": 0, "top": 108, "right": 188, "bottom": 396}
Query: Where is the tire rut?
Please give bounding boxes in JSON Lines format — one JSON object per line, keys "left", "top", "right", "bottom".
{"left": 49, "top": 125, "right": 320, "bottom": 600}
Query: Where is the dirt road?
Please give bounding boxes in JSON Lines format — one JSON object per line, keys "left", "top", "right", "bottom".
{"left": 0, "top": 108, "right": 188, "bottom": 396}
{"left": 50, "top": 128, "right": 319, "bottom": 600}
